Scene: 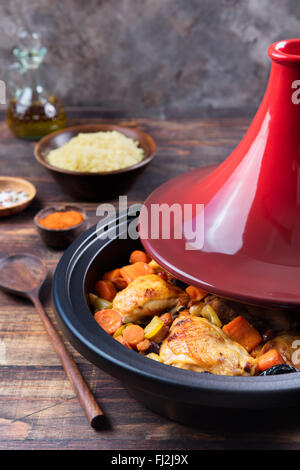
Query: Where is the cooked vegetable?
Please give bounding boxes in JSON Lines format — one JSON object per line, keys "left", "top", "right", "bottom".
{"left": 147, "top": 341, "right": 160, "bottom": 355}
{"left": 123, "top": 324, "right": 145, "bottom": 347}
{"left": 103, "top": 268, "right": 127, "bottom": 289}
{"left": 94, "top": 309, "right": 122, "bottom": 335}
{"left": 206, "top": 296, "right": 236, "bottom": 325}
{"left": 260, "top": 364, "right": 298, "bottom": 375}
{"left": 144, "top": 316, "right": 165, "bottom": 340}
{"left": 146, "top": 352, "right": 162, "bottom": 362}
{"left": 200, "top": 304, "right": 222, "bottom": 327}
{"left": 160, "top": 312, "right": 173, "bottom": 327}
{"left": 186, "top": 285, "right": 208, "bottom": 301}
{"left": 115, "top": 335, "right": 133, "bottom": 349}
{"left": 189, "top": 302, "right": 222, "bottom": 327}
{"left": 95, "top": 280, "right": 117, "bottom": 302}
{"left": 136, "top": 338, "right": 151, "bottom": 352}
{"left": 222, "top": 315, "right": 262, "bottom": 352}
{"left": 89, "top": 293, "right": 112, "bottom": 311}
{"left": 258, "top": 333, "right": 300, "bottom": 368}
{"left": 129, "top": 250, "right": 151, "bottom": 264}
{"left": 113, "top": 324, "right": 128, "bottom": 338}
{"left": 189, "top": 302, "right": 204, "bottom": 316}
{"left": 169, "top": 303, "right": 187, "bottom": 315}
{"left": 152, "top": 326, "right": 169, "bottom": 343}
{"left": 103, "top": 268, "right": 119, "bottom": 282}
{"left": 257, "top": 349, "right": 285, "bottom": 371}
{"left": 120, "top": 261, "right": 154, "bottom": 284}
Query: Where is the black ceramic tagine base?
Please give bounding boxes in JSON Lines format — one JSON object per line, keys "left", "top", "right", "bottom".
{"left": 53, "top": 211, "right": 300, "bottom": 425}
{"left": 128, "top": 387, "right": 300, "bottom": 431}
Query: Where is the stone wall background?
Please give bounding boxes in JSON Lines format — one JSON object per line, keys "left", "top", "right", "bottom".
{"left": 1, "top": 0, "right": 300, "bottom": 115}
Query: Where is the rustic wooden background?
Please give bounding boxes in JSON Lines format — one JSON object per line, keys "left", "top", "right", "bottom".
{"left": 1, "top": 108, "right": 299, "bottom": 450}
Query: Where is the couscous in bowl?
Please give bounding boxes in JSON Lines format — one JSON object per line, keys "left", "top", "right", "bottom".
{"left": 34, "top": 124, "right": 156, "bottom": 200}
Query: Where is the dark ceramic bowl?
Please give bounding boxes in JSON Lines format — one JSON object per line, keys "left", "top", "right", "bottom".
{"left": 53, "top": 211, "right": 300, "bottom": 424}
{"left": 34, "top": 124, "right": 156, "bottom": 201}
{"left": 34, "top": 205, "right": 88, "bottom": 250}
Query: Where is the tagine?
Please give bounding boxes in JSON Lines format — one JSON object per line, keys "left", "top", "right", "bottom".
{"left": 140, "top": 39, "right": 300, "bottom": 309}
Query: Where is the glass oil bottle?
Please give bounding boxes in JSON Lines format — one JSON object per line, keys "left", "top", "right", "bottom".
{"left": 6, "top": 30, "right": 66, "bottom": 140}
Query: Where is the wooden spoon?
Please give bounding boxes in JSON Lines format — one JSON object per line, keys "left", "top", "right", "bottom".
{"left": 0, "top": 254, "right": 104, "bottom": 429}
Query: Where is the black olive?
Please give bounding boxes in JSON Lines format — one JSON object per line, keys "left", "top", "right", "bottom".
{"left": 146, "top": 341, "right": 160, "bottom": 355}
{"left": 173, "top": 279, "right": 188, "bottom": 290}
{"left": 260, "top": 364, "right": 299, "bottom": 376}
{"left": 262, "top": 329, "right": 274, "bottom": 343}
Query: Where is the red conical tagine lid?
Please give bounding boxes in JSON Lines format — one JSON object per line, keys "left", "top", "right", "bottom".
{"left": 140, "top": 39, "right": 300, "bottom": 308}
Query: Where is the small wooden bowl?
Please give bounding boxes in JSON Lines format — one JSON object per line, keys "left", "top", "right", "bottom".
{"left": 0, "top": 177, "right": 36, "bottom": 217}
{"left": 34, "top": 124, "right": 156, "bottom": 201}
{"left": 34, "top": 205, "right": 88, "bottom": 250}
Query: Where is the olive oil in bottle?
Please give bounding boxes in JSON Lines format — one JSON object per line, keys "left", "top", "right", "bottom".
{"left": 6, "top": 30, "right": 66, "bottom": 140}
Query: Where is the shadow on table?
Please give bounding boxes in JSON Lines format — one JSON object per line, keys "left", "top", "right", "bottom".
{"left": 129, "top": 388, "right": 300, "bottom": 434}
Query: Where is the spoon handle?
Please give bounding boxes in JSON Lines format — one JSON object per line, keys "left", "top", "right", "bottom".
{"left": 30, "top": 294, "right": 104, "bottom": 429}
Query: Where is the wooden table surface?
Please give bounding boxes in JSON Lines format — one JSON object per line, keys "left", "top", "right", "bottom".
{"left": 1, "top": 108, "right": 299, "bottom": 450}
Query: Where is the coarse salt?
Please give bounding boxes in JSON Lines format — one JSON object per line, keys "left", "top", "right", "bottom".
{"left": 0, "top": 189, "right": 29, "bottom": 208}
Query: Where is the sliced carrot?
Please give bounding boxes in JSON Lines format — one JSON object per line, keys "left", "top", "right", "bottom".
{"left": 113, "top": 277, "right": 127, "bottom": 290}
{"left": 103, "top": 269, "right": 127, "bottom": 290}
{"left": 185, "top": 285, "right": 208, "bottom": 301}
{"left": 136, "top": 338, "right": 151, "bottom": 352}
{"left": 129, "top": 250, "right": 151, "bottom": 264}
{"left": 94, "top": 309, "right": 122, "bottom": 335}
{"left": 222, "top": 316, "right": 262, "bottom": 352}
{"left": 120, "top": 262, "right": 154, "bottom": 284}
{"left": 95, "top": 280, "right": 117, "bottom": 302}
{"left": 257, "top": 349, "right": 285, "bottom": 371}
{"left": 103, "top": 268, "right": 120, "bottom": 282}
{"left": 160, "top": 312, "right": 173, "bottom": 327}
{"left": 115, "top": 335, "right": 133, "bottom": 349}
{"left": 123, "top": 324, "right": 145, "bottom": 347}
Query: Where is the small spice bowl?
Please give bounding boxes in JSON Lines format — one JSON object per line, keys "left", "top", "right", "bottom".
{"left": 34, "top": 205, "right": 88, "bottom": 250}
{"left": 0, "top": 177, "right": 36, "bottom": 217}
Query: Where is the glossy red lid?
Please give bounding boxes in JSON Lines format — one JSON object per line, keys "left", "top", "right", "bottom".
{"left": 140, "top": 39, "right": 300, "bottom": 308}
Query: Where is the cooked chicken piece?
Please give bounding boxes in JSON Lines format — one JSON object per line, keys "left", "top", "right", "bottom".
{"left": 259, "top": 332, "right": 300, "bottom": 370}
{"left": 160, "top": 315, "right": 257, "bottom": 376}
{"left": 112, "top": 274, "right": 188, "bottom": 323}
